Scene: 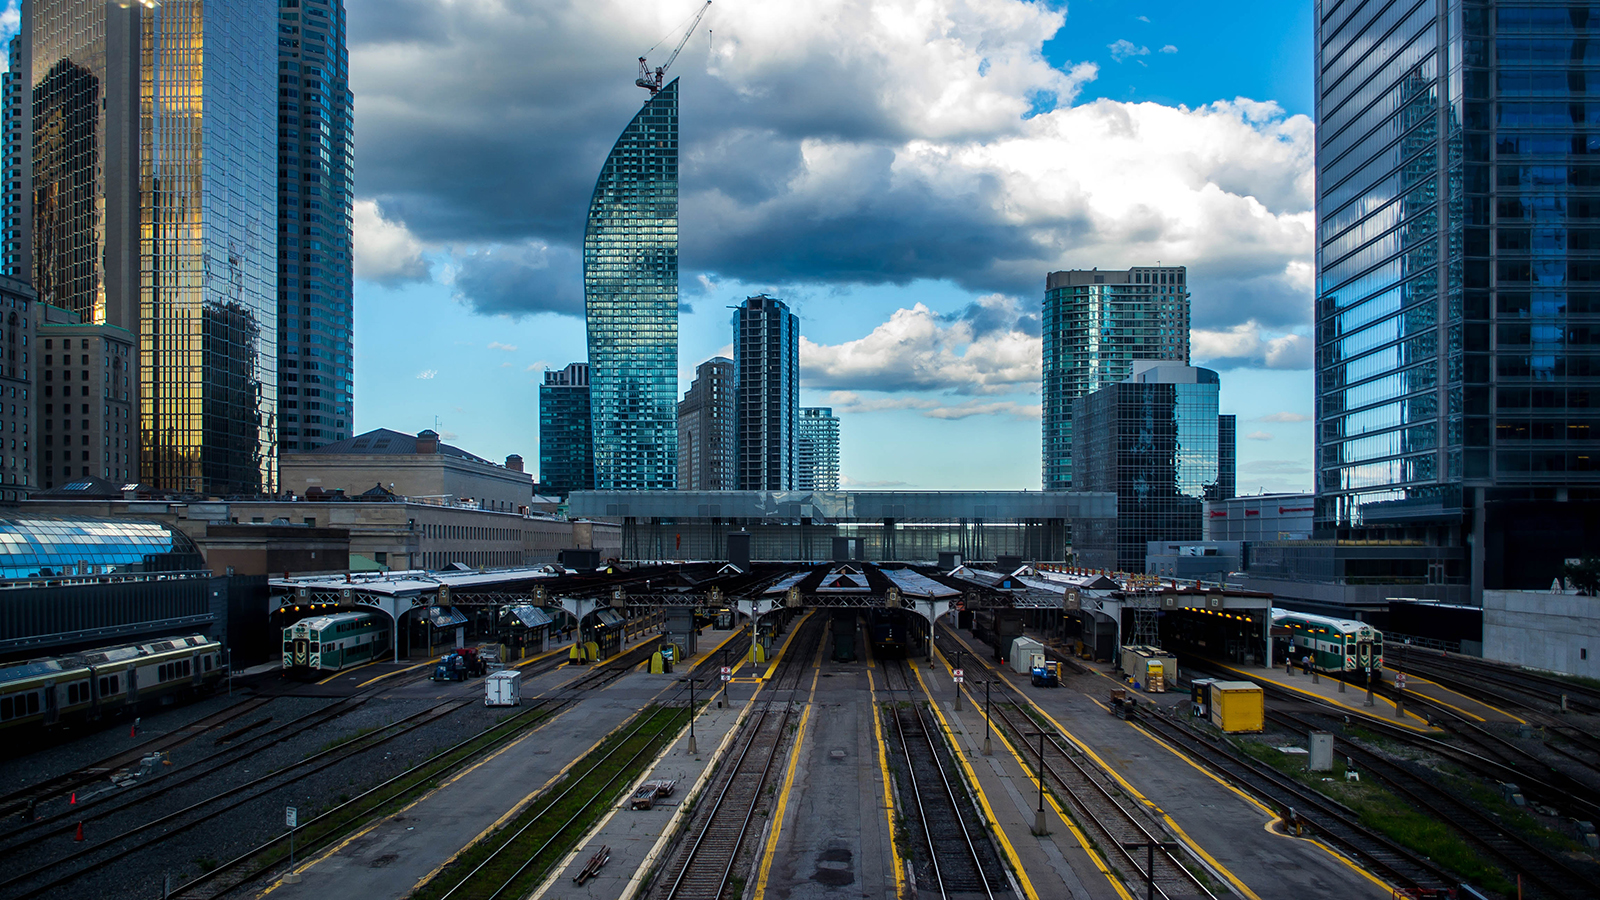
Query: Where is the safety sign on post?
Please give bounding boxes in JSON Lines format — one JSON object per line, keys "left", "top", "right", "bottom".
{"left": 953, "top": 668, "right": 964, "bottom": 684}
{"left": 720, "top": 666, "right": 732, "bottom": 682}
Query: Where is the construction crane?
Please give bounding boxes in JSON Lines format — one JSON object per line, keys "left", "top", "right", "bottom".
{"left": 636, "top": 1, "right": 712, "bottom": 94}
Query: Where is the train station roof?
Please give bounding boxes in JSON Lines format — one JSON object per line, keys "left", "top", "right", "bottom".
{"left": 0, "top": 515, "right": 202, "bottom": 580}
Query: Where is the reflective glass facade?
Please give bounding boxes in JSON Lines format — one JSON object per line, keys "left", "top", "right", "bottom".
{"left": 277, "top": 0, "right": 354, "bottom": 452}
{"left": 797, "top": 406, "right": 841, "bottom": 491}
{"left": 1072, "top": 364, "right": 1222, "bottom": 571}
{"left": 539, "top": 362, "right": 593, "bottom": 496}
{"left": 1316, "top": 1, "right": 1600, "bottom": 537}
{"left": 19, "top": 0, "right": 278, "bottom": 495}
{"left": 0, "top": 515, "right": 203, "bottom": 578}
{"left": 734, "top": 295, "right": 798, "bottom": 491}
{"left": 584, "top": 80, "right": 678, "bottom": 490}
{"left": 1043, "top": 267, "right": 1190, "bottom": 491}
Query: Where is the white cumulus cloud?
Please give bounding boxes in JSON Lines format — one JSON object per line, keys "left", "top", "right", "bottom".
{"left": 1246, "top": 430, "right": 1274, "bottom": 441}
{"left": 1160, "top": 44, "right": 1178, "bottom": 54}
{"left": 1259, "top": 411, "right": 1311, "bottom": 423}
{"left": 416, "top": 369, "right": 438, "bottom": 380}
{"left": 802, "top": 298, "right": 1040, "bottom": 395}
{"left": 1108, "top": 39, "right": 1150, "bottom": 61}
{"left": 1193, "top": 321, "right": 1312, "bottom": 370}
{"left": 353, "top": 199, "right": 430, "bottom": 286}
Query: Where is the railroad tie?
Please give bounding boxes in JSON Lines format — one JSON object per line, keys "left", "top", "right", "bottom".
{"left": 574, "top": 844, "right": 610, "bottom": 885}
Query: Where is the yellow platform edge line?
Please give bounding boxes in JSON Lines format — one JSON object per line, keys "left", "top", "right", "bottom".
{"left": 752, "top": 655, "right": 822, "bottom": 898}
{"left": 910, "top": 662, "right": 1043, "bottom": 900}
{"left": 867, "top": 668, "right": 909, "bottom": 900}
{"left": 938, "top": 633, "right": 1267, "bottom": 900}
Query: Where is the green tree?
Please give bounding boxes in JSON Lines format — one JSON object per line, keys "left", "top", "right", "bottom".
{"left": 1561, "top": 557, "right": 1600, "bottom": 596}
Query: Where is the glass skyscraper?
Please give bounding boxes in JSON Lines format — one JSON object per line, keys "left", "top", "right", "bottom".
{"left": 584, "top": 79, "right": 679, "bottom": 490}
{"left": 1316, "top": 1, "right": 1600, "bottom": 592}
{"left": 11, "top": 0, "right": 278, "bottom": 495}
{"left": 277, "top": 0, "right": 354, "bottom": 451}
{"left": 1072, "top": 363, "right": 1224, "bottom": 571}
{"left": 1043, "top": 266, "right": 1190, "bottom": 491}
{"left": 797, "top": 406, "right": 841, "bottom": 491}
{"left": 539, "top": 362, "right": 593, "bottom": 497}
{"left": 734, "top": 294, "right": 799, "bottom": 491}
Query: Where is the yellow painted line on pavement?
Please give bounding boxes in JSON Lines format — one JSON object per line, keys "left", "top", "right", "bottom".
{"left": 867, "top": 669, "right": 907, "bottom": 900}
{"left": 935, "top": 640, "right": 1263, "bottom": 900}
{"left": 1212, "top": 660, "right": 1437, "bottom": 733}
{"left": 1406, "top": 673, "right": 1525, "bottom": 724}
{"left": 752, "top": 656, "right": 821, "bottom": 899}
{"left": 355, "top": 658, "right": 433, "bottom": 688}
{"left": 260, "top": 702, "right": 588, "bottom": 895}
{"left": 958, "top": 678, "right": 1133, "bottom": 900}
{"left": 315, "top": 658, "right": 382, "bottom": 685}
{"left": 910, "top": 663, "right": 1042, "bottom": 900}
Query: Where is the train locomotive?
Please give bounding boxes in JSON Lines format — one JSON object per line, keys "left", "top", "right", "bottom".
{"left": 283, "top": 611, "right": 390, "bottom": 676}
{"left": 0, "top": 635, "right": 224, "bottom": 731}
{"left": 866, "top": 610, "right": 909, "bottom": 658}
{"left": 1272, "top": 608, "right": 1384, "bottom": 680}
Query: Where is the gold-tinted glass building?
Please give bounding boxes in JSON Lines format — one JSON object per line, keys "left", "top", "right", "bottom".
{"left": 12, "top": 0, "right": 278, "bottom": 495}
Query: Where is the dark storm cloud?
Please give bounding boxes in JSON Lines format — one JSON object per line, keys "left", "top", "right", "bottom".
{"left": 347, "top": 0, "right": 1313, "bottom": 331}
{"left": 451, "top": 243, "right": 583, "bottom": 318}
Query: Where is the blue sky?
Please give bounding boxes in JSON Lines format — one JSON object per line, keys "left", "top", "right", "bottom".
{"left": 4, "top": 0, "right": 1321, "bottom": 493}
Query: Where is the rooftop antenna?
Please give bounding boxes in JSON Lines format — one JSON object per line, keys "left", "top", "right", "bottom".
{"left": 637, "top": 1, "right": 712, "bottom": 94}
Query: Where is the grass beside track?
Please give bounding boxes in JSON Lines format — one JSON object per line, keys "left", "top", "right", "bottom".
{"left": 186, "top": 705, "right": 560, "bottom": 894}
{"left": 411, "top": 703, "right": 691, "bottom": 900}
{"left": 1234, "top": 738, "right": 1513, "bottom": 894}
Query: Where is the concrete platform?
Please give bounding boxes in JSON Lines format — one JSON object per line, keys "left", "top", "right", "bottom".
{"left": 939, "top": 627, "right": 1394, "bottom": 900}
{"left": 1391, "top": 672, "right": 1526, "bottom": 724}
{"left": 1204, "top": 659, "right": 1440, "bottom": 732}
{"left": 525, "top": 617, "right": 817, "bottom": 900}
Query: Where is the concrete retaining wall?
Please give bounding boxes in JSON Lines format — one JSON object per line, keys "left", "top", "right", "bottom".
{"left": 1483, "top": 590, "right": 1600, "bottom": 678}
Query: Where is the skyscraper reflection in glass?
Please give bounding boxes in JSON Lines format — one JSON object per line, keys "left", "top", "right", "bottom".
{"left": 18, "top": 0, "right": 277, "bottom": 495}
{"left": 1316, "top": 2, "right": 1600, "bottom": 591}
{"left": 1072, "top": 363, "right": 1224, "bottom": 572}
{"left": 584, "top": 80, "right": 679, "bottom": 490}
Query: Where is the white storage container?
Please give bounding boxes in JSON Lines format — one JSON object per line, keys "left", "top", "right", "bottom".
{"left": 484, "top": 669, "right": 522, "bottom": 707}
{"left": 1010, "top": 637, "right": 1045, "bottom": 674}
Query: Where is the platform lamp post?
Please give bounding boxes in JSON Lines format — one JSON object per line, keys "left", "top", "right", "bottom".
{"left": 678, "top": 676, "right": 704, "bottom": 755}
{"left": 1121, "top": 841, "right": 1179, "bottom": 900}
{"left": 1023, "top": 730, "right": 1049, "bottom": 835}
{"left": 982, "top": 678, "right": 994, "bottom": 755}
{"left": 1395, "top": 638, "right": 1410, "bottom": 719}
{"left": 953, "top": 648, "right": 964, "bottom": 711}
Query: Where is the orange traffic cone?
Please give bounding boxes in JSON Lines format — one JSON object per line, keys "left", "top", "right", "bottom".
{"left": 69, "top": 792, "right": 76, "bottom": 805}
{"left": 74, "top": 821, "right": 84, "bottom": 842}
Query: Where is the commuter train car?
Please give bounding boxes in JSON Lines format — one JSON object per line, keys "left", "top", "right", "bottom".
{"left": 283, "top": 612, "right": 390, "bottom": 676}
{"left": 866, "top": 610, "right": 908, "bottom": 658}
{"left": 0, "top": 635, "right": 224, "bottom": 731}
{"left": 1272, "top": 609, "right": 1384, "bottom": 679}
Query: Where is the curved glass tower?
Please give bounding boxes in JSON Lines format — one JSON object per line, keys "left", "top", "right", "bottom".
{"left": 584, "top": 79, "right": 679, "bottom": 490}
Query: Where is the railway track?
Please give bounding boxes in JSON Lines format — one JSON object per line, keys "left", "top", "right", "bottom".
{"left": 427, "top": 626, "right": 775, "bottom": 900}
{"left": 1131, "top": 708, "right": 1461, "bottom": 892}
{"left": 1391, "top": 647, "right": 1600, "bottom": 714}
{"left": 0, "top": 694, "right": 275, "bottom": 822}
{"left": 654, "top": 613, "right": 824, "bottom": 900}
{"left": 0, "top": 695, "right": 373, "bottom": 849}
{"left": 879, "top": 657, "right": 1011, "bottom": 900}
{"left": 1264, "top": 707, "right": 1600, "bottom": 900}
{"left": 9, "top": 638, "right": 668, "bottom": 900}
{"left": 932, "top": 631, "right": 1217, "bottom": 900}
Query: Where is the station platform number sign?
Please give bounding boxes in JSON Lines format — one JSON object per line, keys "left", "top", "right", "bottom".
{"left": 721, "top": 666, "right": 732, "bottom": 682}
{"left": 953, "top": 668, "right": 964, "bottom": 684}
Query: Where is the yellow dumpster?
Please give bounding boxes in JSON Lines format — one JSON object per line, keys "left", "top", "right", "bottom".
{"left": 1208, "top": 680, "right": 1264, "bottom": 733}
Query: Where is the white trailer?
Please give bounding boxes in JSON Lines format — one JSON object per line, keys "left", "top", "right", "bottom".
{"left": 484, "top": 669, "right": 522, "bottom": 707}
{"left": 1010, "top": 637, "right": 1045, "bottom": 675}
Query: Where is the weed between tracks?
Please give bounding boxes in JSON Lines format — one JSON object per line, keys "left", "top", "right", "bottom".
{"left": 410, "top": 704, "right": 689, "bottom": 900}
{"left": 196, "top": 708, "right": 555, "bottom": 889}
{"left": 1234, "top": 738, "right": 1512, "bottom": 893}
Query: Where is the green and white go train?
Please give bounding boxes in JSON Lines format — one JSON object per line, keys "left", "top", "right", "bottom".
{"left": 1272, "top": 608, "right": 1384, "bottom": 679}
{"left": 283, "top": 611, "right": 390, "bottom": 676}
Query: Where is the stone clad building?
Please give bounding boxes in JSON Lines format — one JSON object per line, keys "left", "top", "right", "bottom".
{"left": 281, "top": 428, "right": 533, "bottom": 513}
